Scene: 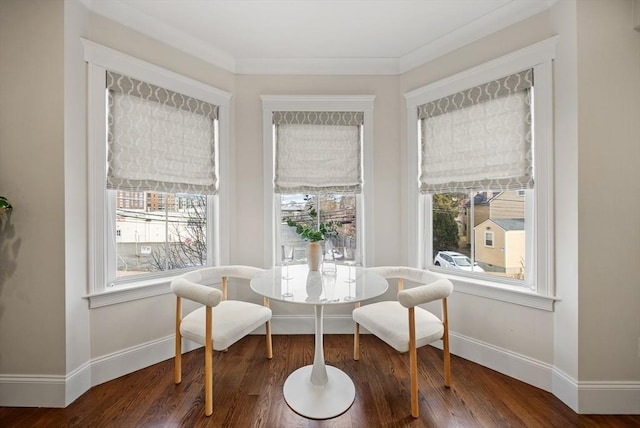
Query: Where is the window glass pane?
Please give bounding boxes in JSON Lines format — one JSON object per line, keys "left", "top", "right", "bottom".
{"left": 114, "top": 191, "right": 206, "bottom": 277}
{"left": 318, "top": 193, "right": 357, "bottom": 262}
{"left": 280, "top": 193, "right": 357, "bottom": 264}
{"left": 432, "top": 189, "right": 527, "bottom": 281}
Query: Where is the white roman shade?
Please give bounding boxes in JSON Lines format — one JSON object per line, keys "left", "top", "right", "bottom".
{"left": 273, "top": 111, "right": 363, "bottom": 194}
{"left": 418, "top": 69, "right": 534, "bottom": 194}
{"left": 107, "top": 71, "right": 219, "bottom": 195}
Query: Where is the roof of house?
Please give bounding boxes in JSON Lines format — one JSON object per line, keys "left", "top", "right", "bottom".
{"left": 490, "top": 218, "right": 525, "bottom": 231}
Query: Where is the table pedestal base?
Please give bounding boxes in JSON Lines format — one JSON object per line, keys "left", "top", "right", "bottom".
{"left": 283, "top": 365, "right": 356, "bottom": 419}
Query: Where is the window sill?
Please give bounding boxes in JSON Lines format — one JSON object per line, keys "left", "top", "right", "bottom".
{"left": 433, "top": 270, "right": 559, "bottom": 311}
{"left": 86, "top": 277, "right": 176, "bottom": 308}
{"left": 86, "top": 272, "right": 221, "bottom": 308}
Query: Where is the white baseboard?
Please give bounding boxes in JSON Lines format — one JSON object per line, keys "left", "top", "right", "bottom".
{"left": 444, "top": 331, "right": 640, "bottom": 414}
{"left": 0, "top": 335, "right": 199, "bottom": 408}
{"left": 90, "top": 335, "right": 200, "bottom": 387}
{"left": 552, "top": 367, "right": 579, "bottom": 412}
{"left": 0, "top": 374, "right": 66, "bottom": 407}
{"left": 446, "top": 331, "right": 555, "bottom": 392}
{"left": 2, "top": 317, "right": 639, "bottom": 414}
{"left": 65, "top": 361, "right": 92, "bottom": 406}
{"left": 577, "top": 381, "right": 640, "bottom": 414}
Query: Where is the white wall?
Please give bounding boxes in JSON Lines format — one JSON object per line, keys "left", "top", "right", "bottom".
{"left": 577, "top": 0, "right": 640, "bottom": 385}
{"left": 0, "top": 0, "right": 67, "bottom": 390}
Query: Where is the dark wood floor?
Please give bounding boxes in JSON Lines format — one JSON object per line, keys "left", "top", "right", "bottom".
{"left": 1, "top": 335, "right": 638, "bottom": 427}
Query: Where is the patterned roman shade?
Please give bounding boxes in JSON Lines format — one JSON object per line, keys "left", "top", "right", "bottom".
{"left": 418, "top": 69, "right": 533, "bottom": 194}
{"left": 106, "top": 71, "right": 219, "bottom": 195}
{"left": 273, "top": 111, "right": 363, "bottom": 194}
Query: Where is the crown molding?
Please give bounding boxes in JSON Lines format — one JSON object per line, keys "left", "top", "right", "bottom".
{"left": 80, "top": 0, "right": 558, "bottom": 76}
{"left": 399, "top": 0, "right": 559, "bottom": 73}
{"left": 236, "top": 57, "right": 400, "bottom": 75}
{"left": 80, "top": 0, "right": 236, "bottom": 72}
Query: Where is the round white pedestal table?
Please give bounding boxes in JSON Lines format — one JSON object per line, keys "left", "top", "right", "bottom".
{"left": 250, "top": 264, "right": 387, "bottom": 419}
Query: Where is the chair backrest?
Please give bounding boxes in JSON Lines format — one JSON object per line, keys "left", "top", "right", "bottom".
{"left": 172, "top": 265, "right": 265, "bottom": 303}
{"left": 397, "top": 278, "right": 453, "bottom": 308}
{"left": 367, "top": 266, "right": 442, "bottom": 284}
{"left": 367, "top": 266, "right": 453, "bottom": 308}
{"left": 171, "top": 277, "right": 222, "bottom": 307}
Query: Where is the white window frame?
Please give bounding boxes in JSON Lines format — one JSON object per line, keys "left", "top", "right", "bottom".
{"left": 484, "top": 230, "right": 495, "bottom": 248}
{"left": 261, "top": 95, "right": 375, "bottom": 268}
{"left": 405, "top": 37, "right": 558, "bottom": 311}
{"left": 83, "top": 39, "right": 231, "bottom": 308}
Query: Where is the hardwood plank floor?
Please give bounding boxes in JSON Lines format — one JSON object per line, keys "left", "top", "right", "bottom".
{"left": 1, "top": 335, "right": 638, "bottom": 427}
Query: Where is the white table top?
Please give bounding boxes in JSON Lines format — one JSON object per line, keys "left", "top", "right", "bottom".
{"left": 251, "top": 263, "right": 388, "bottom": 305}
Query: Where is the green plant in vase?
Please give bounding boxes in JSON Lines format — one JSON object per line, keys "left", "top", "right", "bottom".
{"left": 285, "top": 196, "right": 341, "bottom": 270}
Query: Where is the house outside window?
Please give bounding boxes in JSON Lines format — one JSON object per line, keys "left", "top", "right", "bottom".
{"left": 261, "top": 96, "right": 375, "bottom": 268}
{"left": 405, "top": 38, "right": 556, "bottom": 308}
{"left": 84, "top": 39, "right": 231, "bottom": 307}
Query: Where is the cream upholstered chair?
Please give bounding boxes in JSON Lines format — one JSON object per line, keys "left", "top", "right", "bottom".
{"left": 352, "top": 266, "right": 453, "bottom": 418}
{"left": 171, "top": 265, "right": 272, "bottom": 416}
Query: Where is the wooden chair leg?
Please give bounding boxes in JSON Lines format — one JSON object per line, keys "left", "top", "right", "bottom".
{"left": 265, "top": 320, "right": 273, "bottom": 359}
{"left": 442, "top": 298, "right": 451, "bottom": 388}
{"left": 174, "top": 297, "right": 182, "bottom": 384}
{"left": 205, "top": 306, "right": 213, "bottom": 416}
{"left": 354, "top": 322, "right": 360, "bottom": 360}
{"left": 409, "top": 307, "right": 419, "bottom": 418}
{"left": 443, "top": 332, "right": 451, "bottom": 388}
{"left": 354, "top": 302, "right": 361, "bottom": 361}
{"left": 264, "top": 297, "right": 272, "bottom": 359}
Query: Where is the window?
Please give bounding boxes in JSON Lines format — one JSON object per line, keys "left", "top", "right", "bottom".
{"left": 261, "top": 96, "right": 375, "bottom": 268}
{"left": 405, "top": 38, "right": 556, "bottom": 309}
{"left": 84, "top": 39, "right": 231, "bottom": 307}
{"left": 484, "top": 231, "right": 494, "bottom": 247}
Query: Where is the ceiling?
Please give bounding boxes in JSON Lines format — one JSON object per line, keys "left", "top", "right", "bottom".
{"left": 81, "top": 0, "right": 557, "bottom": 75}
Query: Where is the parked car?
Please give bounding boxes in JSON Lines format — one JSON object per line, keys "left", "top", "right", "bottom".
{"left": 433, "top": 251, "right": 484, "bottom": 272}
